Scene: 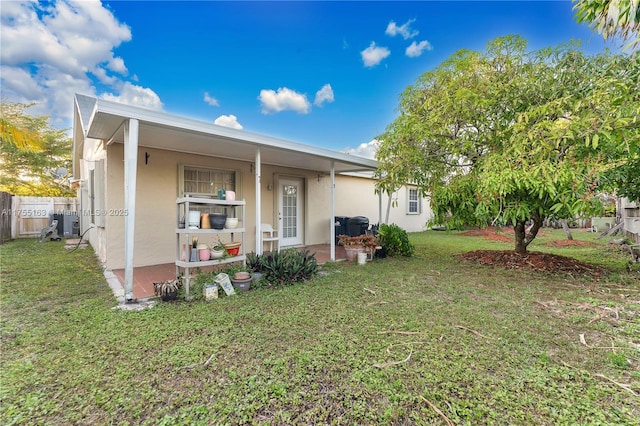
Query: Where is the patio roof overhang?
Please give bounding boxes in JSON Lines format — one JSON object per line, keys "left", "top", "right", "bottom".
{"left": 74, "top": 94, "right": 378, "bottom": 175}
{"left": 74, "top": 94, "right": 380, "bottom": 302}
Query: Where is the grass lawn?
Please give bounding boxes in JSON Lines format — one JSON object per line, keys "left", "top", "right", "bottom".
{"left": 1, "top": 229, "right": 639, "bottom": 425}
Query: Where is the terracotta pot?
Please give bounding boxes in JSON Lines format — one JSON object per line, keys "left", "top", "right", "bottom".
{"left": 225, "top": 241, "right": 241, "bottom": 257}
{"left": 344, "top": 246, "right": 364, "bottom": 262}
{"left": 200, "top": 213, "right": 211, "bottom": 229}
{"left": 234, "top": 271, "right": 250, "bottom": 280}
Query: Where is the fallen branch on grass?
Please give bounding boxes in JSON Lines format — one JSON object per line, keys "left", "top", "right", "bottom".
{"left": 366, "top": 301, "right": 389, "bottom": 307}
{"left": 373, "top": 348, "right": 413, "bottom": 369}
{"left": 363, "top": 287, "right": 377, "bottom": 296}
{"left": 455, "top": 325, "right": 494, "bottom": 340}
{"left": 579, "top": 334, "right": 588, "bottom": 346}
{"left": 594, "top": 374, "right": 638, "bottom": 397}
{"left": 562, "top": 361, "right": 639, "bottom": 397}
{"left": 419, "top": 395, "right": 455, "bottom": 426}
{"left": 204, "top": 353, "right": 215, "bottom": 367}
{"left": 377, "top": 330, "right": 422, "bottom": 335}
{"left": 182, "top": 353, "right": 216, "bottom": 370}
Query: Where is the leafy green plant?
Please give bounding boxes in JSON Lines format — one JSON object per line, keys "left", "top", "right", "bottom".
{"left": 246, "top": 251, "right": 263, "bottom": 272}
{"left": 377, "top": 223, "right": 414, "bottom": 257}
{"left": 259, "top": 249, "right": 318, "bottom": 285}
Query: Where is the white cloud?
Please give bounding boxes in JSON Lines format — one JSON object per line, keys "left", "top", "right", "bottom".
{"left": 258, "top": 87, "right": 311, "bottom": 114}
{"left": 314, "top": 84, "right": 334, "bottom": 107}
{"left": 345, "top": 139, "right": 379, "bottom": 159}
{"left": 214, "top": 114, "right": 243, "bottom": 129}
{"left": 385, "top": 19, "right": 418, "bottom": 40}
{"left": 361, "top": 42, "right": 390, "bottom": 68}
{"left": 406, "top": 40, "right": 433, "bottom": 57}
{"left": 0, "top": 0, "right": 159, "bottom": 124}
{"left": 204, "top": 92, "right": 219, "bottom": 107}
{"left": 102, "top": 82, "right": 163, "bottom": 111}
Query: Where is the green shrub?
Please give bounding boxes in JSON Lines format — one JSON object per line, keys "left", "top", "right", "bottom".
{"left": 258, "top": 249, "right": 318, "bottom": 286}
{"left": 377, "top": 223, "right": 414, "bottom": 257}
{"left": 246, "top": 251, "right": 262, "bottom": 272}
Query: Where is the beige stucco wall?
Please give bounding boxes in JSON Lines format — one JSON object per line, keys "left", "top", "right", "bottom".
{"left": 101, "top": 145, "right": 337, "bottom": 269}
{"left": 78, "top": 138, "right": 107, "bottom": 266}
{"left": 81, "top": 144, "right": 430, "bottom": 270}
{"left": 334, "top": 174, "right": 432, "bottom": 233}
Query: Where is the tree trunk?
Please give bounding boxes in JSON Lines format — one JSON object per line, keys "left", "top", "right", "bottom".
{"left": 385, "top": 192, "right": 392, "bottom": 224}
{"left": 514, "top": 214, "right": 544, "bottom": 253}
{"left": 514, "top": 220, "right": 527, "bottom": 253}
{"left": 560, "top": 219, "right": 573, "bottom": 240}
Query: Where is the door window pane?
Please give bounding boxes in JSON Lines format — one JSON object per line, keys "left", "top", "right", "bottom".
{"left": 283, "top": 184, "right": 297, "bottom": 238}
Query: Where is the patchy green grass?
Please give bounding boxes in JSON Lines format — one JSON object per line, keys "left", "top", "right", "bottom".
{"left": 1, "top": 230, "right": 639, "bottom": 425}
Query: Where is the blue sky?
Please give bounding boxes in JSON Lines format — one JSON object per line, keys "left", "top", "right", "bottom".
{"left": 1, "top": 1, "right": 617, "bottom": 157}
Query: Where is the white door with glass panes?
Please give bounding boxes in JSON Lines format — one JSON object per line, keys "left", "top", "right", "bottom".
{"left": 278, "top": 178, "right": 304, "bottom": 247}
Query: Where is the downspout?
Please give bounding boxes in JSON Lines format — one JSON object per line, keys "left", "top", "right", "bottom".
{"left": 330, "top": 162, "right": 335, "bottom": 261}
{"left": 123, "top": 119, "right": 139, "bottom": 302}
{"left": 255, "top": 147, "right": 262, "bottom": 255}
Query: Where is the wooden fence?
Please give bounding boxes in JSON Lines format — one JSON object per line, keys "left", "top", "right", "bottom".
{"left": 4, "top": 196, "right": 79, "bottom": 239}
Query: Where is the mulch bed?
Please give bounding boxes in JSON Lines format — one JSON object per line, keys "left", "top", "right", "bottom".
{"left": 460, "top": 250, "right": 606, "bottom": 277}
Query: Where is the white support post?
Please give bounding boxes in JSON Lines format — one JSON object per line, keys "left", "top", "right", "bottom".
{"left": 330, "top": 162, "right": 335, "bottom": 261}
{"left": 123, "top": 119, "right": 139, "bottom": 302}
{"left": 255, "top": 147, "right": 262, "bottom": 255}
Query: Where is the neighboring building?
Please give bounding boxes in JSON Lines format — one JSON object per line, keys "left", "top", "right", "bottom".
{"left": 335, "top": 172, "right": 430, "bottom": 233}
{"left": 72, "top": 94, "right": 432, "bottom": 299}
{"left": 620, "top": 197, "right": 640, "bottom": 244}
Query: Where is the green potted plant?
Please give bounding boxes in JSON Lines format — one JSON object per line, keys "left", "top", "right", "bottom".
{"left": 210, "top": 239, "right": 226, "bottom": 260}
{"left": 246, "top": 252, "right": 264, "bottom": 283}
{"left": 153, "top": 279, "right": 181, "bottom": 301}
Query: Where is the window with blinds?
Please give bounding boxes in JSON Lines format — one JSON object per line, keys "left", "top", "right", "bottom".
{"left": 181, "top": 166, "right": 236, "bottom": 197}
{"left": 407, "top": 187, "right": 420, "bottom": 215}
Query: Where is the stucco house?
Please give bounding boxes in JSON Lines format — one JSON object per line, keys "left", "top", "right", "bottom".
{"left": 72, "top": 94, "right": 432, "bottom": 300}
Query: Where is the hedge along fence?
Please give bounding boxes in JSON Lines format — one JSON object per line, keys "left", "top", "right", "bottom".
{"left": 6, "top": 195, "right": 78, "bottom": 239}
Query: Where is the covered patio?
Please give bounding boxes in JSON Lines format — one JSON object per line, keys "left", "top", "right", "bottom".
{"left": 73, "top": 94, "right": 378, "bottom": 302}
{"left": 112, "top": 244, "right": 347, "bottom": 300}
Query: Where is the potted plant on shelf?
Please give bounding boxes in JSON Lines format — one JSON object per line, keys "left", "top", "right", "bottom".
{"left": 210, "top": 239, "right": 226, "bottom": 260}
{"left": 224, "top": 241, "right": 242, "bottom": 257}
{"left": 153, "top": 279, "right": 181, "bottom": 301}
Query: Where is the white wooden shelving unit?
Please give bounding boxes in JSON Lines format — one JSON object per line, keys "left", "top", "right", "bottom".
{"left": 176, "top": 196, "right": 246, "bottom": 297}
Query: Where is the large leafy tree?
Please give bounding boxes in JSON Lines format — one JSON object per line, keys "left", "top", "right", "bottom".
{"left": 0, "top": 101, "right": 44, "bottom": 151}
{"left": 573, "top": 0, "right": 640, "bottom": 49}
{"left": 376, "top": 36, "right": 639, "bottom": 253}
{"left": 0, "top": 101, "right": 74, "bottom": 196}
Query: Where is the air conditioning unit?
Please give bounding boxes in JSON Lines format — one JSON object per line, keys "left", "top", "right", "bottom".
{"left": 50, "top": 212, "right": 80, "bottom": 237}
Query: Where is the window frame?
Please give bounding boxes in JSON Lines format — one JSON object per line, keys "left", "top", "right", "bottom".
{"left": 178, "top": 164, "right": 239, "bottom": 198}
{"left": 407, "top": 186, "right": 421, "bottom": 215}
